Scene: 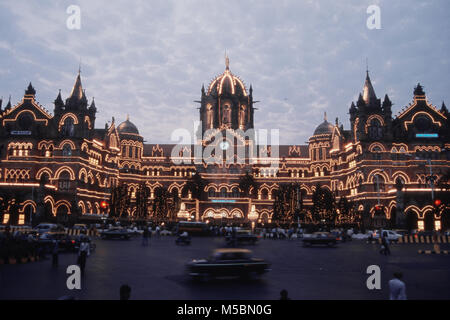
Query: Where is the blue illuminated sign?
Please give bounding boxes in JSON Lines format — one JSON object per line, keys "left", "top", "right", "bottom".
{"left": 416, "top": 133, "right": 438, "bottom": 138}
{"left": 211, "top": 199, "right": 236, "bottom": 203}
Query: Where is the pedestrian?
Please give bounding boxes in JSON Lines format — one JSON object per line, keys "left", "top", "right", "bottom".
{"left": 142, "top": 227, "right": 149, "bottom": 246}
{"left": 77, "top": 238, "right": 90, "bottom": 274}
{"left": 388, "top": 272, "right": 407, "bottom": 300}
{"left": 51, "top": 240, "right": 59, "bottom": 267}
{"left": 380, "top": 231, "right": 391, "bottom": 255}
{"left": 280, "top": 289, "right": 290, "bottom": 300}
{"left": 120, "top": 284, "right": 131, "bottom": 300}
{"left": 155, "top": 225, "right": 161, "bottom": 238}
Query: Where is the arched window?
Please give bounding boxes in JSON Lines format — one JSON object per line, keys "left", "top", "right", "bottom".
{"left": 62, "top": 117, "right": 75, "bottom": 137}
{"left": 208, "top": 188, "right": 216, "bottom": 198}
{"left": 368, "top": 118, "right": 383, "bottom": 140}
{"left": 232, "top": 187, "right": 240, "bottom": 198}
{"left": 372, "top": 146, "right": 382, "bottom": 160}
{"left": 58, "top": 171, "right": 71, "bottom": 191}
{"left": 373, "top": 174, "right": 385, "bottom": 193}
{"left": 220, "top": 187, "right": 227, "bottom": 198}
{"left": 62, "top": 144, "right": 72, "bottom": 157}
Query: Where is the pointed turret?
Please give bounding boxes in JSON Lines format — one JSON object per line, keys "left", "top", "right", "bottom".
{"left": 357, "top": 93, "right": 365, "bottom": 107}
{"left": 362, "top": 71, "right": 377, "bottom": 104}
{"left": 5, "top": 95, "right": 12, "bottom": 111}
{"left": 441, "top": 101, "right": 448, "bottom": 115}
{"left": 54, "top": 89, "right": 64, "bottom": 113}
{"left": 382, "top": 94, "right": 392, "bottom": 110}
{"left": 89, "top": 97, "right": 97, "bottom": 114}
{"left": 0, "top": 97, "right": 2, "bottom": 112}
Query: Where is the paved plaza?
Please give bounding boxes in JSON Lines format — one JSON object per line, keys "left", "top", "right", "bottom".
{"left": 1, "top": 236, "right": 449, "bottom": 300}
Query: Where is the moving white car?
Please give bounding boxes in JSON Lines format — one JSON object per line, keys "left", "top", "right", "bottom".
{"left": 372, "top": 229, "right": 403, "bottom": 242}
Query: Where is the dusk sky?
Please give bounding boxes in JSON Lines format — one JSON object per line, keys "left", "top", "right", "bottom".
{"left": 0, "top": 0, "right": 449, "bottom": 145}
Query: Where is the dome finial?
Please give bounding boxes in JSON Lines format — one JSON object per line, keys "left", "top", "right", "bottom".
{"left": 225, "top": 50, "right": 230, "bottom": 70}
{"left": 324, "top": 111, "right": 327, "bottom": 121}
{"left": 126, "top": 114, "right": 129, "bottom": 121}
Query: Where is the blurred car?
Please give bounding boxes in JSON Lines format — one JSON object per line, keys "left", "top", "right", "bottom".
{"left": 38, "top": 232, "right": 76, "bottom": 252}
{"left": 225, "top": 230, "right": 259, "bottom": 245}
{"left": 34, "top": 223, "right": 65, "bottom": 235}
{"left": 73, "top": 224, "right": 88, "bottom": 231}
{"left": 160, "top": 230, "right": 172, "bottom": 236}
{"left": 373, "top": 230, "right": 403, "bottom": 242}
{"left": 100, "top": 228, "right": 131, "bottom": 240}
{"left": 127, "top": 226, "right": 143, "bottom": 235}
{"left": 302, "top": 232, "right": 338, "bottom": 247}
{"left": 352, "top": 232, "right": 371, "bottom": 240}
{"left": 186, "top": 248, "right": 270, "bottom": 281}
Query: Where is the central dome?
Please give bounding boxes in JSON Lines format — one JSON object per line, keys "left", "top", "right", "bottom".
{"left": 207, "top": 57, "right": 247, "bottom": 96}
{"left": 117, "top": 116, "right": 139, "bottom": 135}
{"left": 313, "top": 114, "right": 334, "bottom": 135}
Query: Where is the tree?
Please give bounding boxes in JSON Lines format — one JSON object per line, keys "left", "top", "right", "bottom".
{"left": 312, "top": 184, "right": 336, "bottom": 224}
{"left": 152, "top": 187, "right": 171, "bottom": 223}
{"left": 238, "top": 171, "right": 257, "bottom": 197}
{"left": 186, "top": 172, "right": 207, "bottom": 221}
{"left": 134, "top": 183, "right": 150, "bottom": 219}
{"left": 272, "top": 183, "right": 301, "bottom": 223}
{"left": 109, "top": 183, "right": 131, "bottom": 218}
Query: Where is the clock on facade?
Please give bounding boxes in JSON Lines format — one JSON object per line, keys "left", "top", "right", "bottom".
{"left": 219, "top": 140, "right": 230, "bottom": 150}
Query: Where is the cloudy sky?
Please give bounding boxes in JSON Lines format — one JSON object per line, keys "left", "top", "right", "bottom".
{"left": 0, "top": 0, "right": 449, "bottom": 145}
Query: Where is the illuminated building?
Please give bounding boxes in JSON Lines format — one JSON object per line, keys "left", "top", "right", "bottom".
{"left": 0, "top": 60, "right": 449, "bottom": 230}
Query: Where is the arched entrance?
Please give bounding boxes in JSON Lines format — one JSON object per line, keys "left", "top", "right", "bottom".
{"left": 56, "top": 204, "right": 70, "bottom": 224}
{"left": 424, "top": 210, "right": 434, "bottom": 231}
{"left": 406, "top": 210, "right": 418, "bottom": 231}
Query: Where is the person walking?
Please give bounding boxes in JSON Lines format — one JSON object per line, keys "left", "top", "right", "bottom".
{"left": 120, "top": 284, "right": 131, "bottom": 300}
{"left": 51, "top": 239, "right": 59, "bottom": 267}
{"left": 380, "top": 231, "right": 391, "bottom": 255}
{"left": 78, "top": 238, "right": 90, "bottom": 274}
{"left": 388, "top": 272, "right": 407, "bottom": 300}
{"left": 142, "top": 227, "right": 149, "bottom": 246}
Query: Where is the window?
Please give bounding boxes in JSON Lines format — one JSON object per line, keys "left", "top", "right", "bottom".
{"left": 414, "top": 115, "right": 432, "bottom": 133}
{"left": 58, "top": 171, "right": 71, "bottom": 191}
{"left": 373, "top": 175, "right": 385, "bottom": 193}
{"left": 368, "top": 119, "right": 383, "bottom": 140}
{"left": 62, "top": 118, "right": 75, "bottom": 137}
{"left": 62, "top": 144, "right": 72, "bottom": 157}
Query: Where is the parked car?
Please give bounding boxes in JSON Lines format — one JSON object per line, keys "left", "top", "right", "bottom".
{"left": 302, "top": 232, "right": 338, "bottom": 247}
{"left": 186, "top": 248, "right": 271, "bottom": 281}
{"left": 100, "top": 228, "right": 131, "bottom": 240}
{"left": 225, "top": 230, "right": 258, "bottom": 246}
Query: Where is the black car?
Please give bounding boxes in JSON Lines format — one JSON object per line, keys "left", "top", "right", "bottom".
{"left": 37, "top": 232, "right": 76, "bottom": 252}
{"left": 186, "top": 248, "right": 271, "bottom": 281}
{"left": 225, "top": 230, "right": 259, "bottom": 246}
{"left": 100, "top": 228, "right": 131, "bottom": 240}
{"left": 302, "top": 232, "right": 338, "bottom": 247}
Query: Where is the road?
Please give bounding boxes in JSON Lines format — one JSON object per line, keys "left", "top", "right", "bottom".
{"left": 1, "top": 235, "right": 449, "bottom": 300}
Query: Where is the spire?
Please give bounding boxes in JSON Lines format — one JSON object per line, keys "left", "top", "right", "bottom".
{"left": 126, "top": 114, "right": 130, "bottom": 121}
{"left": 0, "top": 97, "right": 2, "bottom": 111}
{"left": 350, "top": 101, "right": 357, "bottom": 113}
{"left": 362, "top": 70, "right": 377, "bottom": 104}
{"left": 324, "top": 111, "right": 327, "bottom": 122}
{"left": 69, "top": 69, "right": 83, "bottom": 100}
